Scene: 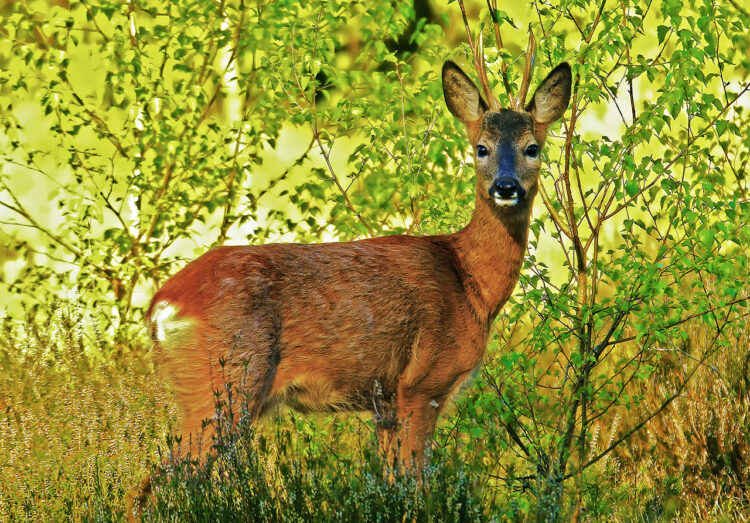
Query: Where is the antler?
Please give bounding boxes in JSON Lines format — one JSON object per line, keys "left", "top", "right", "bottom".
{"left": 516, "top": 26, "right": 537, "bottom": 109}
{"left": 486, "top": 0, "right": 515, "bottom": 106}
{"left": 455, "top": 0, "right": 538, "bottom": 111}
{"left": 457, "top": 0, "right": 501, "bottom": 110}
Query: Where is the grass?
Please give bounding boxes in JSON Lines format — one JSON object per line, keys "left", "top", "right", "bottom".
{"left": 0, "top": 309, "right": 175, "bottom": 521}
{"left": 0, "top": 303, "right": 748, "bottom": 521}
{"left": 142, "top": 399, "right": 487, "bottom": 522}
{"left": 0, "top": 307, "right": 488, "bottom": 522}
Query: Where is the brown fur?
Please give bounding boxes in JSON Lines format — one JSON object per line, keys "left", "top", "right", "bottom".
{"left": 127, "top": 60, "right": 572, "bottom": 518}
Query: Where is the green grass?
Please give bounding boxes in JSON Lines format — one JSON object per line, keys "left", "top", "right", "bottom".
{"left": 1, "top": 307, "right": 748, "bottom": 521}
{"left": 0, "top": 310, "right": 175, "bottom": 521}
{"left": 0, "top": 311, "right": 489, "bottom": 522}
{"left": 142, "top": 403, "right": 487, "bottom": 522}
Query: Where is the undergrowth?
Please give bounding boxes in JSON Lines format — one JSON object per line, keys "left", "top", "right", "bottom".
{"left": 1, "top": 305, "right": 749, "bottom": 521}
{"left": 0, "top": 307, "right": 175, "bottom": 521}
{"left": 142, "top": 383, "right": 487, "bottom": 522}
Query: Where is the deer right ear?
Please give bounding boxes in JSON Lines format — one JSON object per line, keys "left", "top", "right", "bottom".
{"left": 443, "top": 61, "right": 488, "bottom": 128}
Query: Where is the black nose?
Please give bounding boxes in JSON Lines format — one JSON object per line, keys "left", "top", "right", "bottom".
{"left": 491, "top": 177, "right": 520, "bottom": 199}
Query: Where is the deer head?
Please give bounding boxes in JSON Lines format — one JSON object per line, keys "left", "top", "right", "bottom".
{"left": 442, "top": 61, "right": 571, "bottom": 212}
{"left": 444, "top": 1, "right": 571, "bottom": 213}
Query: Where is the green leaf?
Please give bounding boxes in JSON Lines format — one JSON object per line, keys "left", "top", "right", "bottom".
{"left": 716, "top": 119, "right": 729, "bottom": 136}
{"left": 657, "top": 25, "right": 670, "bottom": 44}
{"left": 625, "top": 180, "right": 639, "bottom": 196}
{"left": 698, "top": 228, "right": 715, "bottom": 249}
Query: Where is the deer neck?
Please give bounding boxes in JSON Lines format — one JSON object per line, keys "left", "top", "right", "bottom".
{"left": 453, "top": 188, "right": 534, "bottom": 321}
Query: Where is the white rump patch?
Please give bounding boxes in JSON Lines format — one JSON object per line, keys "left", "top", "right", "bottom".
{"left": 150, "top": 301, "right": 195, "bottom": 346}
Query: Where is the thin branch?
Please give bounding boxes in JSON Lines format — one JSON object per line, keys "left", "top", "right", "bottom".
{"left": 486, "top": 0, "right": 514, "bottom": 104}
{"left": 603, "top": 82, "right": 750, "bottom": 221}
{"left": 603, "top": 297, "right": 748, "bottom": 348}
{"left": 456, "top": 0, "right": 498, "bottom": 109}
{"left": 586, "top": 0, "right": 606, "bottom": 44}
{"left": 240, "top": 137, "right": 315, "bottom": 216}
{"left": 69, "top": 91, "right": 129, "bottom": 158}
{"left": 726, "top": 0, "right": 750, "bottom": 17}
{"left": 538, "top": 181, "right": 573, "bottom": 239}
{"left": 567, "top": 321, "right": 730, "bottom": 479}
{"left": 0, "top": 183, "right": 112, "bottom": 278}
{"left": 313, "top": 129, "right": 374, "bottom": 236}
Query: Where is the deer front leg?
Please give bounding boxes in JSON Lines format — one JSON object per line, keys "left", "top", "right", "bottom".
{"left": 395, "top": 387, "right": 442, "bottom": 470}
{"left": 390, "top": 331, "right": 456, "bottom": 470}
{"left": 373, "top": 386, "right": 441, "bottom": 473}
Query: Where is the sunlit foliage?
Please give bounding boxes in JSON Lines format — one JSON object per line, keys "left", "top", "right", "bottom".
{"left": 0, "top": 0, "right": 748, "bottom": 519}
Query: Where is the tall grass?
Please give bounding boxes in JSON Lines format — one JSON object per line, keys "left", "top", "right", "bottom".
{"left": 0, "top": 307, "right": 488, "bottom": 522}
{"left": 1, "top": 303, "right": 748, "bottom": 521}
{"left": 608, "top": 318, "right": 750, "bottom": 520}
{"left": 142, "top": 381, "right": 487, "bottom": 522}
{"left": 0, "top": 306, "right": 175, "bottom": 521}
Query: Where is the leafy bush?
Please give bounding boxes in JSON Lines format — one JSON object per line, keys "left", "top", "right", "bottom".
{"left": 434, "top": 0, "right": 750, "bottom": 517}
{"left": 0, "top": 0, "right": 459, "bottom": 341}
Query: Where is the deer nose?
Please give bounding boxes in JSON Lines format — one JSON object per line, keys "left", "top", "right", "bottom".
{"left": 490, "top": 177, "right": 520, "bottom": 199}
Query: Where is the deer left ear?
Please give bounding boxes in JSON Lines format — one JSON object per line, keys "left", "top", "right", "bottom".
{"left": 525, "top": 63, "right": 572, "bottom": 144}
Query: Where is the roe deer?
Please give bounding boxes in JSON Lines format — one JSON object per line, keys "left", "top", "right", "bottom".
{"left": 130, "top": 34, "right": 571, "bottom": 516}
{"left": 144, "top": 56, "right": 570, "bottom": 464}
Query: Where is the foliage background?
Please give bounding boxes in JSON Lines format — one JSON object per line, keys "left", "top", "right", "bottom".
{"left": 0, "top": 0, "right": 748, "bottom": 520}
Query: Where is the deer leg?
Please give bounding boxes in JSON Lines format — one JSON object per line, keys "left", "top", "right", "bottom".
{"left": 128, "top": 318, "right": 281, "bottom": 519}
{"left": 395, "top": 387, "right": 441, "bottom": 470}
{"left": 165, "top": 312, "right": 282, "bottom": 445}
{"left": 125, "top": 358, "right": 222, "bottom": 521}
{"left": 393, "top": 329, "right": 456, "bottom": 469}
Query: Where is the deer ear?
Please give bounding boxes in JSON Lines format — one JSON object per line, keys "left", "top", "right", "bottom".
{"left": 525, "top": 63, "right": 572, "bottom": 144}
{"left": 443, "top": 61, "right": 488, "bottom": 127}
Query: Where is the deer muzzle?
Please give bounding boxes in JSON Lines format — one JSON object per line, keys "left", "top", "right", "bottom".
{"left": 489, "top": 176, "right": 526, "bottom": 206}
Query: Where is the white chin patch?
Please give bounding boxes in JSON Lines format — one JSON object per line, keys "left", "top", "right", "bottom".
{"left": 494, "top": 195, "right": 519, "bottom": 207}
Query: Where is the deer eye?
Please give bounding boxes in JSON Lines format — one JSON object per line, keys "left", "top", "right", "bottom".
{"left": 476, "top": 145, "right": 488, "bottom": 158}
{"left": 525, "top": 144, "right": 539, "bottom": 158}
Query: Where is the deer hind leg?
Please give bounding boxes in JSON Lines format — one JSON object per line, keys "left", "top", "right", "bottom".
{"left": 126, "top": 343, "right": 270, "bottom": 522}
{"left": 151, "top": 299, "right": 283, "bottom": 451}
{"left": 127, "top": 305, "right": 219, "bottom": 520}
{"left": 374, "top": 398, "right": 400, "bottom": 471}
{"left": 128, "top": 301, "right": 282, "bottom": 518}
{"left": 125, "top": 398, "right": 217, "bottom": 521}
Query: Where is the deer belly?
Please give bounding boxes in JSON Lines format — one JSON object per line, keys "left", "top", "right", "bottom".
{"left": 268, "top": 328, "right": 409, "bottom": 413}
{"left": 269, "top": 372, "right": 386, "bottom": 413}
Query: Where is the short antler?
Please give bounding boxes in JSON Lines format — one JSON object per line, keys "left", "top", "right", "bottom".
{"left": 455, "top": 0, "right": 538, "bottom": 110}
{"left": 486, "top": 0, "right": 515, "bottom": 106}
{"left": 457, "top": 0, "right": 501, "bottom": 110}
{"left": 516, "top": 26, "right": 537, "bottom": 109}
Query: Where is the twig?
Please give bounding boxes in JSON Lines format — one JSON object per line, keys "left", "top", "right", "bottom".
{"left": 603, "top": 82, "right": 750, "bottom": 221}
